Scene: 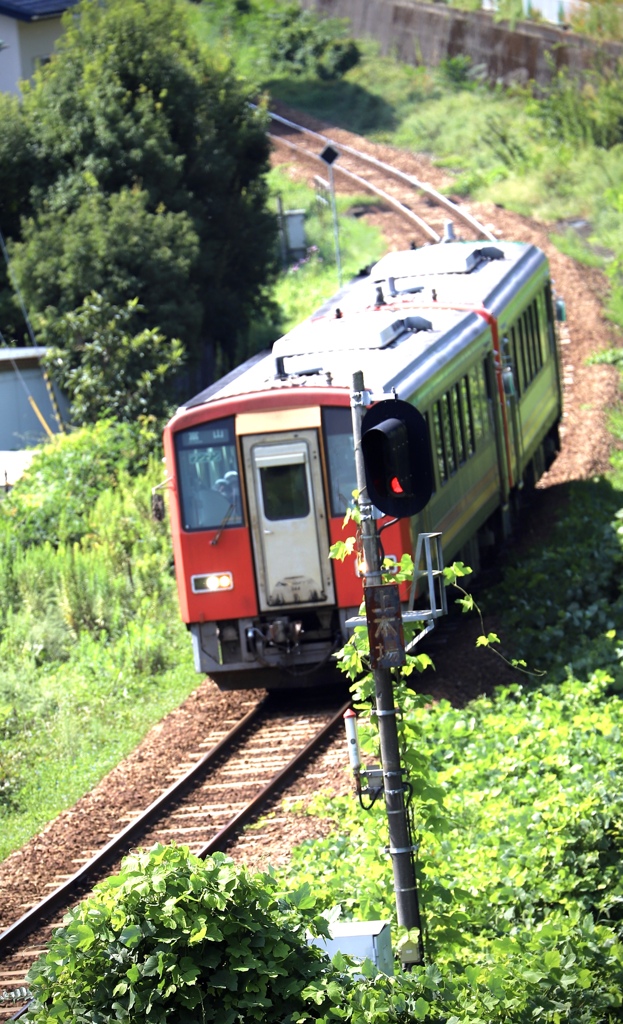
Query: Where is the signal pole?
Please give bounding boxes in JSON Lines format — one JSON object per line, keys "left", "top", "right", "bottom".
{"left": 350, "top": 371, "right": 424, "bottom": 965}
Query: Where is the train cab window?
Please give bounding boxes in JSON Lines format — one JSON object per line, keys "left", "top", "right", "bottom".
{"left": 323, "top": 407, "right": 358, "bottom": 517}
{"left": 175, "top": 418, "right": 243, "bottom": 531}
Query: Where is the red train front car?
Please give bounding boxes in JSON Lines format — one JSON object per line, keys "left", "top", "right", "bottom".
{"left": 163, "top": 385, "right": 408, "bottom": 689}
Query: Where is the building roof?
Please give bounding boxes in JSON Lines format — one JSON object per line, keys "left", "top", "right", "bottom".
{"left": 0, "top": 346, "right": 46, "bottom": 363}
{"left": 0, "top": 0, "right": 78, "bottom": 21}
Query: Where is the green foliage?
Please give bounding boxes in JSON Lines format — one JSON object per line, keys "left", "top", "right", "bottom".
{"left": 0, "top": 424, "right": 201, "bottom": 858}
{"left": 0, "top": 420, "right": 150, "bottom": 547}
{"left": 281, "top": 641, "right": 623, "bottom": 1022}
{"left": 2, "top": 0, "right": 278, "bottom": 397}
{"left": 569, "top": 0, "right": 623, "bottom": 39}
{"left": 527, "top": 64, "right": 623, "bottom": 149}
{"left": 481, "top": 480, "right": 623, "bottom": 680}
{"left": 25, "top": 846, "right": 335, "bottom": 1023}
{"left": 24, "top": 844, "right": 483, "bottom": 1024}
{"left": 39, "top": 293, "right": 184, "bottom": 425}
{"left": 437, "top": 55, "right": 477, "bottom": 88}
{"left": 192, "top": 0, "right": 360, "bottom": 83}
{"left": 261, "top": 4, "right": 360, "bottom": 81}
{"left": 277, "top": 498, "right": 623, "bottom": 1021}
{"left": 12, "top": 188, "right": 201, "bottom": 349}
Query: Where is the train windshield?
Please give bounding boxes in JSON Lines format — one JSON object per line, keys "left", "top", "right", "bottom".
{"left": 323, "top": 407, "right": 357, "bottom": 517}
{"left": 175, "top": 418, "right": 243, "bottom": 531}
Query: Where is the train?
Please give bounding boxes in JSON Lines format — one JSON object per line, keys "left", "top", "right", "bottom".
{"left": 162, "top": 237, "right": 564, "bottom": 690}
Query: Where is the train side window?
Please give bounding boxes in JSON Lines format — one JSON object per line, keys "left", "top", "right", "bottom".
{"left": 468, "top": 364, "right": 486, "bottom": 442}
{"left": 458, "top": 377, "right": 475, "bottom": 456}
{"left": 544, "top": 283, "right": 557, "bottom": 353}
{"left": 175, "top": 417, "right": 243, "bottom": 531}
{"left": 528, "top": 300, "right": 543, "bottom": 373}
{"left": 450, "top": 384, "right": 466, "bottom": 464}
{"left": 323, "top": 407, "right": 357, "bottom": 517}
{"left": 523, "top": 307, "right": 535, "bottom": 380}
{"left": 424, "top": 410, "right": 437, "bottom": 494}
{"left": 519, "top": 316, "right": 534, "bottom": 384}
{"left": 440, "top": 392, "right": 457, "bottom": 476}
{"left": 260, "top": 462, "right": 310, "bottom": 520}
{"left": 509, "top": 325, "right": 524, "bottom": 396}
{"left": 432, "top": 401, "right": 448, "bottom": 484}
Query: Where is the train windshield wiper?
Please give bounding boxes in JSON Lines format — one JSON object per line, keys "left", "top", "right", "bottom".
{"left": 210, "top": 504, "right": 235, "bottom": 546}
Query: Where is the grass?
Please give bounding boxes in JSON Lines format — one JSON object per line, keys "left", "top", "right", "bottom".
{"left": 267, "top": 164, "right": 386, "bottom": 328}
{"left": 265, "top": 36, "right": 623, "bottom": 325}
{"left": 0, "top": 638, "right": 198, "bottom": 860}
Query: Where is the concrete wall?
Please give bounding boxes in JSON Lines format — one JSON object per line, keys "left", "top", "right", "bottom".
{"left": 0, "top": 12, "right": 64, "bottom": 95}
{"left": 301, "top": 0, "right": 623, "bottom": 84}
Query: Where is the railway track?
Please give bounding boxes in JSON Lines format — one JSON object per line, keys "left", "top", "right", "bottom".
{"left": 266, "top": 108, "right": 497, "bottom": 245}
{"left": 0, "top": 112, "right": 511, "bottom": 1019}
{"left": 0, "top": 694, "right": 350, "bottom": 1018}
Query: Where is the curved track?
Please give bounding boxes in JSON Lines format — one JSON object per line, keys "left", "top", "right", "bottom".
{"left": 266, "top": 109, "right": 497, "bottom": 245}
{"left": 1, "top": 110, "right": 508, "bottom": 1018}
{"left": 0, "top": 695, "right": 350, "bottom": 1018}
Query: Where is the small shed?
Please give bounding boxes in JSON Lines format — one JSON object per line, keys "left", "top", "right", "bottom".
{"left": 0, "top": 347, "right": 69, "bottom": 482}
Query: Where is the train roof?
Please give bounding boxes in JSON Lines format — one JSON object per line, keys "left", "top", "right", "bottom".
{"left": 181, "top": 240, "right": 548, "bottom": 411}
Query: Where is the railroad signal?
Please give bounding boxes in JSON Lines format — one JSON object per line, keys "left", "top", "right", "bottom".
{"left": 361, "top": 399, "right": 433, "bottom": 518}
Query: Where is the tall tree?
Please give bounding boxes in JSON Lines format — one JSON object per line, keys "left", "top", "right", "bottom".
{"left": 3, "top": 0, "right": 278, "bottom": 402}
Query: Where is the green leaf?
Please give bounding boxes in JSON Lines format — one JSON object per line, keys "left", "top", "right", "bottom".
{"left": 67, "top": 923, "right": 95, "bottom": 950}
{"left": 414, "top": 996, "right": 430, "bottom": 1019}
{"left": 289, "top": 883, "right": 316, "bottom": 909}
{"left": 119, "top": 923, "right": 143, "bottom": 948}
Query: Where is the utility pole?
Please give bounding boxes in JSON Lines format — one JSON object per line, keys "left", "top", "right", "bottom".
{"left": 350, "top": 370, "right": 424, "bottom": 965}
{"left": 320, "top": 145, "right": 343, "bottom": 288}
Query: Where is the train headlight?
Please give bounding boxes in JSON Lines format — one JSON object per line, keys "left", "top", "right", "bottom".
{"left": 191, "top": 572, "right": 234, "bottom": 593}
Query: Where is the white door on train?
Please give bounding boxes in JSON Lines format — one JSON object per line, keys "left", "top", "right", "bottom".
{"left": 242, "top": 431, "right": 335, "bottom": 612}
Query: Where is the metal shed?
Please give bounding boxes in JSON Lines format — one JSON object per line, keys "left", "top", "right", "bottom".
{"left": 0, "top": 346, "right": 68, "bottom": 450}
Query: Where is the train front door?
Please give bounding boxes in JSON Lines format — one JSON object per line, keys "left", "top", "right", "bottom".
{"left": 242, "top": 431, "right": 335, "bottom": 612}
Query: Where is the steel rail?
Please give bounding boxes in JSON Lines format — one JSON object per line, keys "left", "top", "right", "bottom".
{"left": 0, "top": 700, "right": 266, "bottom": 955}
{"left": 267, "top": 109, "right": 497, "bottom": 242}
{"left": 271, "top": 132, "right": 440, "bottom": 242}
{"left": 1, "top": 697, "right": 351, "bottom": 1020}
{"left": 197, "top": 699, "right": 352, "bottom": 858}
{"left": 0, "top": 697, "right": 351, "bottom": 962}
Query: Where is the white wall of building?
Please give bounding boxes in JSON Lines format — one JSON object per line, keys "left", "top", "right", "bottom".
{"left": 0, "top": 12, "right": 64, "bottom": 95}
{"left": 0, "top": 14, "right": 22, "bottom": 95}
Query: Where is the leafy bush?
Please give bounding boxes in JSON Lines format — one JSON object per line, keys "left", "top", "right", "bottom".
{"left": 264, "top": 5, "right": 360, "bottom": 80}
{"left": 25, "top": 844, "right": 479, "bottom": 1023}
{"left": 0, "top": 420, "right": 155, "bottom": 548}
{"left": 280, "top": 669, "right": 623, "bottom": 1021}
{"left": 482, "top": 480, "right": 623, "bottom": 680}
{"left": 40, "top": 293, "right": 185, "bottom": 425}
{"left": 25, "top": 846, "right": 336, "bottom": 1023}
